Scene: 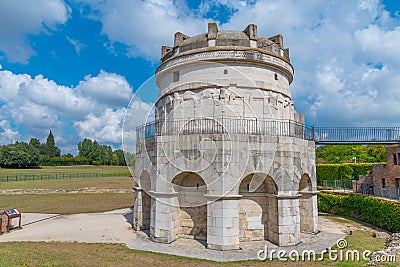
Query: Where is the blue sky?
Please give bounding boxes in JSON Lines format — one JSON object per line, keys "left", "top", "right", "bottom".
{"left": 0, "top": 0, "right": 399, "bottom": 154}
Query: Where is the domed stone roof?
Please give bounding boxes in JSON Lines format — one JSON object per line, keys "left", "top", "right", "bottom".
{"left": 160, "top": 23, "right": 290, "bottom": 64}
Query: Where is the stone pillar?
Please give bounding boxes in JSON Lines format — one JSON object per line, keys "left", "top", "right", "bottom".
{"left": 132, "top": 187, "right": 144, "bottom": 230}
{"left": 149, "top": 191, "right": 179, "bottom": 243}
{"left": 300, "top": 191, "right": 319, "bottom": 233}
{"left": 206, "top": 195, "right": 240, "bottom": 250}
{"left": 274, "top": 195, "right": 301, "bottom": 246}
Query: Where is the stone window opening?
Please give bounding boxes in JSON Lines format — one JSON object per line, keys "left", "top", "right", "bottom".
{"left": 196, "top": 183, "right": 199, "bottom": 190}
{"left": 394, "top": 154, "right": 398, "bottom": 165}
{"left": 224, "top": 69, "right": 228, "bottom": 74}
{"left": 247, "top": 184, "right": 250, "bottom": 191}
{"left": 173, "top": 71, "right": 179, "bottom": 82}
{"left": 274, "top": 73, "right": 278, "bottom": 80}
{"left": 382, "top": 178, "right": 386, "bottom": 188}
{"left": 396, "top": 178, "right": 400, "bottom": 188}
{"left": 398, "top": 153, "right": 400, "bottom": 164}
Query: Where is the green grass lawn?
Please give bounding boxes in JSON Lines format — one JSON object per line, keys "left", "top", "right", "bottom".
{"left": 0, "top": 166, "right": 132, "bottom": 182}
{"left": 0, "top": 177, "right": 134, "bottom": 190}
{"left": 0, "top": 165, "right": 130, "bottom": 175}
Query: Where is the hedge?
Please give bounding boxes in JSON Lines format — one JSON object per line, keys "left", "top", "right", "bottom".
{"left": 318, "top": 192, "right": 400, "bottom": 232}
{"left": 316, "top": 163, "right": 385, "bottom": 183}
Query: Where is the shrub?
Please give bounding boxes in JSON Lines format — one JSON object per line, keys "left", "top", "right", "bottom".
{"left": 318, "top": 192, "right": 400, "bottom": 232}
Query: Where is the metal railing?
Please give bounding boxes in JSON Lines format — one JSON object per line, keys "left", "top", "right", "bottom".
{"left": 136, "top": 117, "right": 312, "bottom": 140}
{"left": 136, "top": 118, "right": 400, "bottom": 145}
{"left": 313, "top": 127, "right": 400, "bottom": 144}
{"left": 354, "top": 184, "right": 400, "bottom": 201}
{"left": 320, "top": 180, "right": 354, "bottom": 192}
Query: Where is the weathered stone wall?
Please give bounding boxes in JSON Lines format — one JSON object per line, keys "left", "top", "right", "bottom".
{"left": 133, "top": 23, "right": 318, "bottom": 250}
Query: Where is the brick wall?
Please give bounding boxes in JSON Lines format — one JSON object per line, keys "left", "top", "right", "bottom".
{"left": 371, "top": 145, "right": 400, "bottom": 188}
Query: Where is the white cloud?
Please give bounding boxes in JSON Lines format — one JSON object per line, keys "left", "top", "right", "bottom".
{"left": 66, "top": 36, "right": 85, "bottom": 55}
{"left": 0, "top": 68, "right": 151, "bottom": 152}
{"left": 76, "top": 70, "right": 133, "bottom": 106}
{"left": 0, "top": 0, "right": 70, "bottom": 63}
{"left": 0, "top": 120, "right": 20, "bottom": 144}
{"left": 83, "top": 0, "right": 208, "bottom": 61}
{"left": 355, "top": 25, "right": 400, "bottom": 66}
{"left": 74, "top": 108, "right": 126, "bottom": 144}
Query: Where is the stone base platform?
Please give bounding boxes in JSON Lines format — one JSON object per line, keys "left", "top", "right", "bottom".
{"left": 128, "top": 215, "right": 346, "bottom": 262}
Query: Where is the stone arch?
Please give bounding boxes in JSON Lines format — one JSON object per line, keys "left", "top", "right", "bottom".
{"left": 299, "top": 173, "right": 314, "bottom": 233}
{"left": 139, "top": 170, "right": 152, "bottom": 230}
{"left": 172, "top": 172, "right": 207, "bottom": 241}
{"left": 238, "top": 173, "right": 278, "bottom": 242}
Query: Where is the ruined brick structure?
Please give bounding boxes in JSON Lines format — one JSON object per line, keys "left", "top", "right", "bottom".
{"left": 133, "top": 23, "right": 318, "bottom": 250}
{"left": 355, "top": 145, "right": 400, "bottom": 192}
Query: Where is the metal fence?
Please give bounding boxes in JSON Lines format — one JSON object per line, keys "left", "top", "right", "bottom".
{"left": 320, "top": 180, "right": 354, "bottom": 192}
{"left": 313, "top": 127, "right": 400, "bottom": 144}
{"left": 0, "top": 172, "right": 132, "bottom": 183}
{"left": 137, "top": 117, "right": 313, "bottom": 140}
{"left": 354, "top": 184, "right": 400, "bottom": 201}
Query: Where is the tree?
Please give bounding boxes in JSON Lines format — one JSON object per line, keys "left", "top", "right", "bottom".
{"left": 316, "top": 144, "right": 387, "bottom": 163}
{"left": 29, "top": 138, "right": 45, "bottom": 155}
{"left": 78, "top": 138, "right": 94, "bottom": 159}
{"left": 113, "top": 149, "right": 126, "bottom": 165}
{"left": 0, "top": 142, "right": 40, "bottom": 168}
{"left": 44, "top": 130, "right": 61, "bottom": 158}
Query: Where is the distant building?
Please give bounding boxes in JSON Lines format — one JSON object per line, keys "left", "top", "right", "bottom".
{"left": 354, "top": 145, "right": 400, "bottom": 197}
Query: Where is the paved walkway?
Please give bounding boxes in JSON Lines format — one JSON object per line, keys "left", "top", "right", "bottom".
{"left": 0, "top": 209, "right": 136, "bottom": 244}
{"left": 0, "top": 209, "right": 346, "bottom": 262}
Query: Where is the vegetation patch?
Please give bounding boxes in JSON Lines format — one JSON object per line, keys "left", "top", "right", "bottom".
{"left": 316, "top": 163, "right": 385, "bottom": 182}
{"left": 318, "top": 192, "right": 400, "bottom": 232}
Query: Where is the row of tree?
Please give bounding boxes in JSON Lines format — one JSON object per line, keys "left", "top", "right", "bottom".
{"left": 316, "top": 144, "right": 386, "bottom": 164}
{"left": 0, "top": 131, "right": 134, "bottom": 168}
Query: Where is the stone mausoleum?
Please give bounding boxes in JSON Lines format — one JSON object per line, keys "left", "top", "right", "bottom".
{"left": 133, "top": 23, "right": 318, "bottom": 250}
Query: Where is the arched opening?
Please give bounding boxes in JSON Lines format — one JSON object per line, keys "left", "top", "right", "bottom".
{"left": 140, "top": 171, "right": 151, "bottom": 230}
{"left": 172, "top": 172, "right": 207, "bottom": 241}
{"left": 299, "top": 174, "right": 313, "bottom": 233}
{"left": 238, "top": 173, "right": 278, "bottom": 241}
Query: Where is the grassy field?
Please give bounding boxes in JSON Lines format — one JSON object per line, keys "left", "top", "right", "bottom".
{"left": 0, "top": 177, "right": 134, "bottom": 190}
{"left": 0, "top": 193, "right": 133, "bottom": 213}
{"left": 0, "top": 165, "right": 132, "bottom": 182}
{"left": 0, "top": 226, "right": 395, "bottom": 267}
{"left": 0, "top": 165, "right": 130, "bottom": 176}
{"left": 0, "top": 175, "right": 134, "bottom": 213}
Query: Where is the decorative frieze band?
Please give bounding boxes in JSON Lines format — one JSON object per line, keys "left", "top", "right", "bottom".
{"left": 157, "top": 50, "right": 294, "bottom": 76}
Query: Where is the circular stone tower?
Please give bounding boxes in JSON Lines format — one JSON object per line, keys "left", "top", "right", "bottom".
{"left": 133, "top": 23, "right": 318, "bottom": 250}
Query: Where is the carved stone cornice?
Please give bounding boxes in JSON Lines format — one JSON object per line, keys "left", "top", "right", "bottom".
{"left": 156, "top": 49, "right": 294, "bottom": 83}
